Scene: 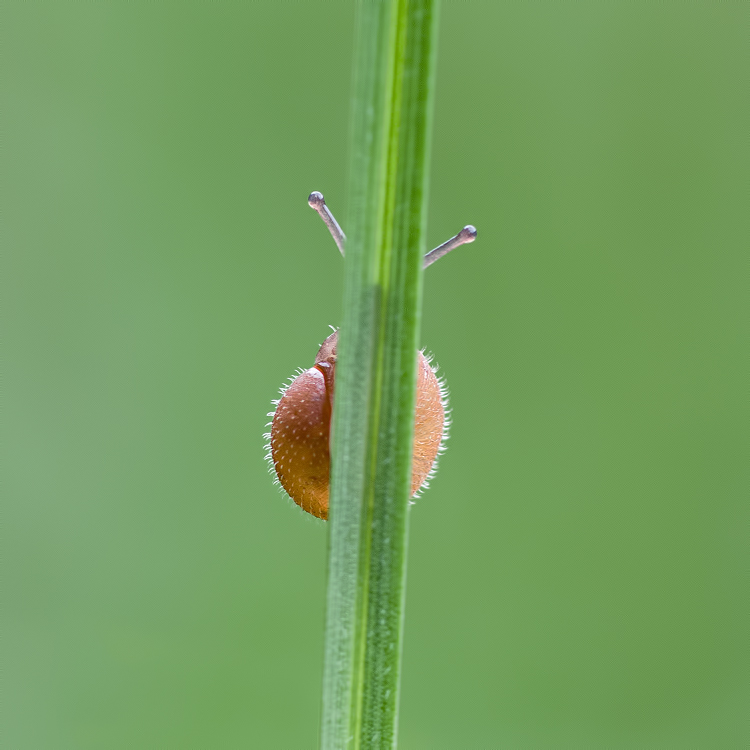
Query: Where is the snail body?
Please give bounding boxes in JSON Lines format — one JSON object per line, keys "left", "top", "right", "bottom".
{"left": 265, "top": 192, "right": 475, "bottom": 520}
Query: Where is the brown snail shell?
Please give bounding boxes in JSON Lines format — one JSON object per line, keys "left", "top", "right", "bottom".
{"left": 267, "top": 330, "right": 447, "bottom": 520}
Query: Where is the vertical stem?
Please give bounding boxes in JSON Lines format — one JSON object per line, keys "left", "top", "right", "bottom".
{"left": 321, "top": 1, "right": 439, "bottom": 748}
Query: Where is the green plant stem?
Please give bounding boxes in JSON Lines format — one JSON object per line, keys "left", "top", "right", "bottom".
{"left": 320, "top": 1, "right": 439, "bottom": 748}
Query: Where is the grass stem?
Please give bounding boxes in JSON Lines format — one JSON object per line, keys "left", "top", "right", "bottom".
{"left": 320, "top": 2, "right": 439, "bottom": 748}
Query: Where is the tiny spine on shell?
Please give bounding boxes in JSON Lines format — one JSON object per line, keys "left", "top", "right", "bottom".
{"left": 264, "top": 333, "right": 450, "bottom": 519}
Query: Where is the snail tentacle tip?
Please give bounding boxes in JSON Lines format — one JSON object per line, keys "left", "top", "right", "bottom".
{"left": 308, "top": 191, "right": 325, "bottom": 209}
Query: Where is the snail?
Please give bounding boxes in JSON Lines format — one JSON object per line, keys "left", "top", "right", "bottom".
{"left": 265, "top": 192, "right": 476, "bottom": 520}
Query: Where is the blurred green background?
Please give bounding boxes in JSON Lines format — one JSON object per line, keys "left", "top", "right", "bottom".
{"left": 5, "top": 2, "right": 747, "bottom": 747}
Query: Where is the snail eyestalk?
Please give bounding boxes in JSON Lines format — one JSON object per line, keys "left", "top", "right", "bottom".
{"left": 422, "top": 225, "right": 477, "bottom": 268}
{"left": 308, "top": 191, "right": 346, "bottom": 257}
{"left": 308, "top": 192, "right": 477, "bottom": 268}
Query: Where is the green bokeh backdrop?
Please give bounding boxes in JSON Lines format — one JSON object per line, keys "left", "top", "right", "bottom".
{"left": 5, "top": 3, "right": 747, "bottom": 747}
